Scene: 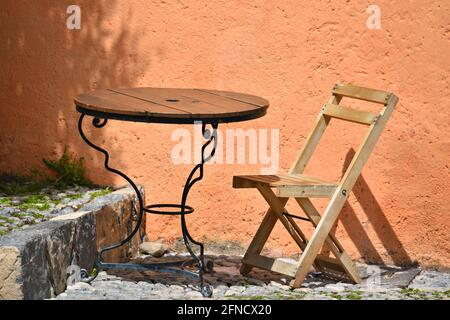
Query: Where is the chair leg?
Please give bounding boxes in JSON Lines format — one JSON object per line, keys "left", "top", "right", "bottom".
{"left": 255, "top": 185, "right": 326, "bottom": 272}
{"left": 295, "top": 198, "right": 361, "bottom": 283}
{"left": 292, "top": 194, "right": 348, "bottom": 287}
{"left": 240, "top": 199, "right": 288, "bottom": 275}
{"left": 240, "top": 187, "right": 351, "bottom": 282}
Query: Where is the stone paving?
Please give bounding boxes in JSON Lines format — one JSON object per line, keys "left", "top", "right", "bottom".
{"left": 0, "top": 185, "right": 111, "bottom": 236}
{"left": 55, "top": 252, "right": 450, "bottom": 300}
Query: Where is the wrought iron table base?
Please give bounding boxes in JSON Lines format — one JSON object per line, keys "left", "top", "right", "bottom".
{"left": 78, "top": 113, "right": 218, "bottom": 297}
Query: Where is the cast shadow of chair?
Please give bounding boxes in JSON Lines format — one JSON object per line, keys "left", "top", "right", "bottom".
{"left": 331, "top": 148, "right": 414, "bottom": 267}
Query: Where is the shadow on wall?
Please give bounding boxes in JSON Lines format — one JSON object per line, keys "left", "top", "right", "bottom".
{"left": 335, "top": 148, "right": 413, "bottom": 266}
{"left": 0, "top": 0, "right": 148, "bottom": 183}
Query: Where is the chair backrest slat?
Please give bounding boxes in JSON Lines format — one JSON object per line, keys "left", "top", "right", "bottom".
{"left": 289, "top": 83, "right": 398, "bottom": 187}
{"left": 332, "top": 82, "right": 390, "bottom": 104}
{"left": 323, "top": 103, "right": 378, "bottom": 125}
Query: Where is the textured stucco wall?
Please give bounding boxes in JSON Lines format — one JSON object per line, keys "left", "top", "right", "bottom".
{"left": 0, "top": 1, "right": 448, "bottom": 268}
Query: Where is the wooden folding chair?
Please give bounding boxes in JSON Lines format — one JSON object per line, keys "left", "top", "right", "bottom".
{"left": 233, "top": 82, "right": 399, "bottom": 287}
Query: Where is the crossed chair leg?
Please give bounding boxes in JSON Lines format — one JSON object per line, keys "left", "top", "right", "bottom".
{"left": 240, "top": 184, "right": 361, "bottom": 287}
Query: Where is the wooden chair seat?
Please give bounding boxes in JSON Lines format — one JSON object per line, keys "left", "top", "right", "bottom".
{"left": 233, "top": 174, "right": 337, "bottom": 198}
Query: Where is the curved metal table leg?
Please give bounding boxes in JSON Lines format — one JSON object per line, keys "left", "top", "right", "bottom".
{"left": 77, "top": 113, "right": 217, "bottom": 297}
{"left": 179, "top": 122, "right": 218, "bottom": 297}
{"left": 78, "top": 114, "right": 145, "bottom": 283}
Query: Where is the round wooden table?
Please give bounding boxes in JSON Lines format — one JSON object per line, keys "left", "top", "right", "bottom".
{"left": 75, "top": 87, "right": 269, "bottom": 297}
{"left": 76, "top": 87, "right": 268, "bottom": 123}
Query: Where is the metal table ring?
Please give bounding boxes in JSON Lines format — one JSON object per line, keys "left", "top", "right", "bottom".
{"left": 144, "top": 204, "right": 194, "bottom": 215}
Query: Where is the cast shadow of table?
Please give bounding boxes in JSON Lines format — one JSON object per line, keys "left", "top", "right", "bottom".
{"left": 105, "top": 253, "right": 416, "bottom": 290}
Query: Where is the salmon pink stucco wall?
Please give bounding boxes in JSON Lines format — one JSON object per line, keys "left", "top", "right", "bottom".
{"left": 0, "top": 1, "right": 449, "bottom": 269}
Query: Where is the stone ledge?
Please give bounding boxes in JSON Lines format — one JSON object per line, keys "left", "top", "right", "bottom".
{"left": 0, "top": 186, "right": 145, "bottom": 300}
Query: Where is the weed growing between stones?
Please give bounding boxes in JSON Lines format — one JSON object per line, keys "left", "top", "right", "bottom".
{"left": 0, "top": 198, "right": 12, "bottom": 205}
{"left": 18, "top": 195, "right": 51, "bottom": 211}
{"left": 346, "top": 292, "right": 363, "bottom": 300}
{"left": 224, "top": 294, "right": 268, "bottom": 300}
{"left": 316, "top": 289, "right": 364, "bottom": 300}
{"left": 399, "top": 288, "right": 439, "bottom": 300}
{"left": 89, "top": 187, "right": 112, "bottom": 200}
{"left": 0, "top": 216, "right": 15, "bottom": 223}
{"left": 66, "top": 193, "right": 83, "bottom": 200}
{"left": 31, "top": 212, "right": 45, "bottom": 219}
{"left": 430, "top": 290, "right": 450, "bottom": 300}
{"left": 42, "top": 147, "right": 92, "bottom": 189}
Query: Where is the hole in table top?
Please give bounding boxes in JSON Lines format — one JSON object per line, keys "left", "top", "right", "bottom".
{"left": 165, "top": 99, "right": 179, "bottom": 103}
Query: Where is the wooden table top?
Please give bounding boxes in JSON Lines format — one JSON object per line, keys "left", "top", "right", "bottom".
{"left": 75, "top": 88, "right": 269, "bottom": 124}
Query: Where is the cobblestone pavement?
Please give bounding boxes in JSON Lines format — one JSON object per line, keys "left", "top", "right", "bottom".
{"left": 0, "top": 185, "right": 111, "bottom": 236}
{"left": 55, "top": 253, "right": 450, "bottom": 300}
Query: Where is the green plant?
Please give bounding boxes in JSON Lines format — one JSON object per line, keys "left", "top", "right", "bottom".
{"left": 11, "top": 212, "right": 28, "bottom": 219}
{"left": 346, "top": 292, "right": 362, "bottom": 300}
{"left": 0, "top": 216, "right": 15, "bottom": 223}
{"left": 246, "top": 295, "right": 266, "bottom": 300}
{"left": 51, "top": 199, "right": 62, "bottom": 205}
{"left": 330, "top": 292, "right": 343, "bottom": 300}
{"left": 39, "top": 203, "right": 50, "bottom": 211}
{"left": 400, "top": 288, "right": 420, "bottom": 296}
{"left": 23, "top": 194, "right": 46, "bottom": 203}
{"left": 0, "top": 197, "right": 12, "bottom": 205}
{"left": 18, "top": 195, "right": 51, "bottom": 211}
{"left": 224, "top": 294, "right": 268, "bottom": 300}
{"left": 271, "top": 292, "right": 285, "bottom": 300}
{"left": 31, "top": 212, "right": 45, "bottom": 219}
{"left": 286, "top": 292, "right": 307, "bottom": 300}
{"left": 400, "top": 288, "right": 431, "bottom": 300}
{"left": 66, "top": 193, "right": 83, "bottom": 200}
{"left": 43, "top": 148, "right": 92, "bottom": 189}
{"left": 89, "top": 187, "right": 112, "bottom": 200}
